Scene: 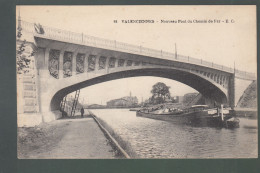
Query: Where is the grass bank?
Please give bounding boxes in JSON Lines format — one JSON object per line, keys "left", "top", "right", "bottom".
{"left": 17, "top": 120, "right": 69, "bottom": 158}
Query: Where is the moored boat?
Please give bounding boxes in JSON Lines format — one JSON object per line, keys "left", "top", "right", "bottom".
{"left": 137, "top": 104, "right": 240, "bottom": 128}
{"left": 137, "top": 105, "right": 210, "bottom": 126}
{"left": 209, "top": 114, "right": 240, "bottom": 128}
{"left": 226, "top": 117, "right": 240, "bottom": 128}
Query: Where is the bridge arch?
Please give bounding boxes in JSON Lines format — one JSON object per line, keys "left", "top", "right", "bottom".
{"left": 50, "top": 68, "right": 228, "bottom": 111}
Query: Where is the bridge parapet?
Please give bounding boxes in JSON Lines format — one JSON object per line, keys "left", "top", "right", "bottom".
{"left": 20, "top": 20, "right": 255, "bottom": 80}
{"left": 235, "top": 69, "right": 256, "bottom": 80}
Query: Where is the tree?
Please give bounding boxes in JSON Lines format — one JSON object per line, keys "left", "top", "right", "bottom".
{"left": 16, "top": 19, "right": 33, "bottom": 74}
{"left": 150, "top": 82, "right": 171, "bottom": 104}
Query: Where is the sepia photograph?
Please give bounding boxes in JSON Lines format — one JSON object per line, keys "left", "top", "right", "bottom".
{"left": 16, "top": 5, "right": 257, "bottom": 159}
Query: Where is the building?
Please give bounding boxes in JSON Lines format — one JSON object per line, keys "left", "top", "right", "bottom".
{"left": 107, "top": 96, "right": 138, "bottom": 108}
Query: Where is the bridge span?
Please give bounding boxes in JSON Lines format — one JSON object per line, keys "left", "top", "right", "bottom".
{"left": 17, "top": 20, "right": 256, "bottom": 126}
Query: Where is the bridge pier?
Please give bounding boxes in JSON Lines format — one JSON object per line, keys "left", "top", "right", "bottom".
{"left": 227, "top": 74, "right": 254, "bottom": 109}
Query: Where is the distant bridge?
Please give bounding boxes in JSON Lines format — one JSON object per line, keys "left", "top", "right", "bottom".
{"left": 17, "top": 20, "right": 256, "bottom": 126}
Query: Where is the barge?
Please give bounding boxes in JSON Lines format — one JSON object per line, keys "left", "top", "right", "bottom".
{"left": 136, "top": 105, "right": 239, "bottom": 128}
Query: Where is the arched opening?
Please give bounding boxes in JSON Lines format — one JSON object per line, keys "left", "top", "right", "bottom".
{"left": 50, "top": 68, "right": 228, "bottom": 111}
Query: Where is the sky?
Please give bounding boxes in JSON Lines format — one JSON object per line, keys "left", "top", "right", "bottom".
{"left": 17, "top": 6, "right": 257, "bottom": 104}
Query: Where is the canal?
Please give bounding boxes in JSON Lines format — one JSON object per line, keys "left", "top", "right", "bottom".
{"left": 90, "top": 109, "right": 257, "bottom": 158}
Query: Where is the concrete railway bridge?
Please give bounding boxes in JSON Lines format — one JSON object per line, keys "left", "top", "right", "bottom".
{"left": 17, "top": 20, "right": 256, "bottom": 126}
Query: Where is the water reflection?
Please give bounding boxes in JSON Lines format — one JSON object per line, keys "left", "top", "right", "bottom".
{"left": 90, "top": 109, "right": 257, "bottom": 158}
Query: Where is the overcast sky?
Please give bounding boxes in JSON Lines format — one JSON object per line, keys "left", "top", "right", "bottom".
{"left": 17, "top": 6, "right": 256, "bottom": 104}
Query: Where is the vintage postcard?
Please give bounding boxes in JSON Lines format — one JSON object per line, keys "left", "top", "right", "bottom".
{"left": 16, "top": 5, "right": 257, "bottom": 159}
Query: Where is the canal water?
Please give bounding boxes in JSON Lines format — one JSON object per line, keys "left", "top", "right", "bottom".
{"left": 90, "top": 109, "right": 258, "bottom": 158}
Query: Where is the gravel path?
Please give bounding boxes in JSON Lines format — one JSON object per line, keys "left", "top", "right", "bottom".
{"left": 18, "top": 116, "right": 115, "bottom": 159}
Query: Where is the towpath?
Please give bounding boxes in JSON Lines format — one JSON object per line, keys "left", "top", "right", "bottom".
{"left": 18, "top": 115, "right": 115, "bottom": 159}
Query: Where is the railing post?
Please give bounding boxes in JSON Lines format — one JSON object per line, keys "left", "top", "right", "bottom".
{"left": 82, "top": 33, "right": 84, "bottom": 43}
{"left": 140, "top": 46, "right": 142, "bottom": 53}
{"left": 188, "top": 56, "right": 189, "bottom": 61}
{"left": 161, "top": 50, "right": 163, "bottom": 57}
{"left": 114, "top": 40, "right": 116, "bottom": 48}
{"left": 212, "top": 62, "right": 213, "bottom": 67}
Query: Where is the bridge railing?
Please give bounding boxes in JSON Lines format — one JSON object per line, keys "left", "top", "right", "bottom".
{"left": 117, "top": 42, "right": 141, "bottom": 53}
{"left": 201, "top": 60, "right": 212, "bottom": 67}
{"left": 235, "top": 69, "right": 256, "bottom": 79}
{"left": 222, "top": 66, "right": 233, "bottom": 72}
{"left": 176, "top": 54, "right": 189, "bottom": 62}
{"left": 20, "top": 20, "right": 256, "bottom": 79}
{"left": 188, "top": 56, "right": 202, "bottom": 64}
{"left": 142, "top": 47, "right": 162, "bottom": 57}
